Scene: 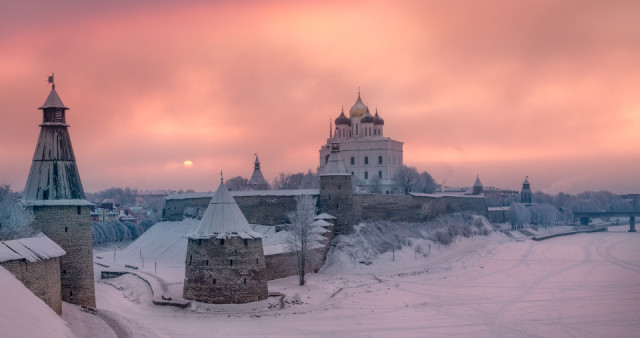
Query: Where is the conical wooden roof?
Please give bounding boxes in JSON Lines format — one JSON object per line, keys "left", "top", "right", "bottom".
{"left": 189, "top": 182, "right": 264, "bottom": 239}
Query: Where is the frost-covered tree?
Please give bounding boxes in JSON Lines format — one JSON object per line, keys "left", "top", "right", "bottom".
{"left": 415, "top": 171, "right": 439, "bottom": 194}
{"left": 272, "top": 170, "right": 319, "bottom": 190}
{"left": 393, "top": 165, "right": 420, "bottom": 194}
{"left": 508, "top": 203, "right": 530, "bottom": 229}
{"left": 286, "top": 194, "right": 317, "bottom": 286}
{"left": 0, "top": 185, "right": 36, "bottom": 240}
{"left": 529, "top": 203, "right": 560, "bottom": 227}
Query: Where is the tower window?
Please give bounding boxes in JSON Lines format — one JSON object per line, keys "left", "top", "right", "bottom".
{"left": 378, "top": 156, "right": 383, "bottom": 164}
{"left": 325, "top": 154, "right": 329, "bottom": 164}
{"left": 220, "top": 239, "right": 224, "bottom": 245}
{"left": 206, "top": 260, "right": 209, "bottom": 266}
{"left": 350, "top": 157, "right": 355, "bottom": 165}
{"left": 365, "top": 171, "right": 368, "bottom": 179}
{"left": 379, "top": 171, "right": 382, "bottom": 179}
{"left": 42, "top": 190, "right": 48, "bottom": 199}
{"left": 65, "top": 227, "right": 68, "bottom": 232}
{"left": 230, "top": 259, "right": 233, "bottom": 266}
{"left": 364, "top": 156, "right": 369, "bottom": 165}
{"left": 244, "top": 278, "right": 247, "bottom": 285}
{"left": 256, "top": 258, "right": 259, "bottom": 264}
{"left": 63, "top": 269, "right": 66, "bottom": 275}
{"left": 244, "top": 239, "right": 248, "bottom": 247}
{"left": 77, "top": 206, "right": 81, "bottom": 214}
{"left": 338, "top": 184, "right": 341, "bottom": 190}
{"left": 189, "top": 255, "right": 192, "bottom": 265}
{"left": 213, "top": 278, "right": 216, "bottom": 285}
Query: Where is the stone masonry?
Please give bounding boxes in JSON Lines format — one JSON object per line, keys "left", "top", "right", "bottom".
{"left": 32, "top": 205, "right": 96, "bottom": 307}
{"left": 183, "top": 236, "right": 268, "bottom": 304}
{"left": 0, "top": 257, "right": 63, "bottom": 314}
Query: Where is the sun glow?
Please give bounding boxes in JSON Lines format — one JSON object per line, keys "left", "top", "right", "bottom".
{"left": 183, "top": 160, "right": 194, "bottom": 169}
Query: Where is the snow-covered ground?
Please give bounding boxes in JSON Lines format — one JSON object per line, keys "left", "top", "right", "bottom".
{"left": 79, "top": 226, "right": 640, "bottom": 337}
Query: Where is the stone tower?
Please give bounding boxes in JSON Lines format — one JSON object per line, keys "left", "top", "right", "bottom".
{"left": 318, "top": 140, "right": 354, "bottom": 235}
{"left": 183, "top": 181, "right": 268, "bottom": 304}
{"left": 248, "top": 155, "right": 269, "bottom": 190}
{"left": 521, "top": 176, "right": 532, "bottom": 204}
{"left": 22, "top": 79, "right": 96, "bottom": 307}
{"left": 472, "top": 175, "right": 483, "bottom": 195}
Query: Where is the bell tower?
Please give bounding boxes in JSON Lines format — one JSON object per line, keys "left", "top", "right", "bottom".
{"left": 22, "top": 76, "right": 96, "bottom": 307}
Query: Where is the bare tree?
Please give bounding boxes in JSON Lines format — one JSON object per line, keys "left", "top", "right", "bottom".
{"left": 416, "top": 171, "right": 439, "bottom": 193}
{"left": 392, "top": 165, "right": 420, "bottom": 194}
{"left": 286, "top": 194, "right": 317, "bottom": 286}
{"left": 0, "top": 185, "right": 36, "bottom": 240}
{"left": 272, "top": 170, "right": 319, "bottom": 190}
{"left": 225, "top": 176, "right": 249, "bottom": 191}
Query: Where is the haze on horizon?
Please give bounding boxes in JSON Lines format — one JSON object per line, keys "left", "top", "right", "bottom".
{"left": 1, "top": 0, "right": 638, "bottom": 195}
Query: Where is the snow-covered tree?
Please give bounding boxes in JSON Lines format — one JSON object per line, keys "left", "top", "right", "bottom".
{"left": 0, "top": 185, "right": 36, "bottom": 240}
{"left": 225, "top": 176, "right": 249, "bottom": 191}
{"left": 393, "top": 165, "right": 420, "bottom": 194}
{"left": 272, "top": 170, "right": 319, "bottom": 190}
{"left": 529, "top": 203, "right": 560, "bottom": 227}
{"left": 286, "top": 194, "right": 317, "bottom": 286}
{"left": 508, "top": 203, "right": 530, "bottom": 229}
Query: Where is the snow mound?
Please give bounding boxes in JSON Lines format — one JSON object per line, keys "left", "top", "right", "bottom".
{"left": 0, "top": 266, "right": 73, "bottom": 337}
{"left": 120, "top": 219, "right": 200, "bottom": 266}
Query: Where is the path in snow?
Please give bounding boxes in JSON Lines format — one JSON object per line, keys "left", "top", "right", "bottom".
{"left": 85, "top": 228, "right": 640, "bottom": 337}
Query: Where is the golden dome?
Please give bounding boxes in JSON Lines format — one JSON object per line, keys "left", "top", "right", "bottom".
{"left": 349, "top": 92, "right": 369, "bottom": 118}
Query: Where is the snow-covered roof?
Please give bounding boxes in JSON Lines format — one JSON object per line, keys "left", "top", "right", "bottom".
{"left": 39, "top": 87, "right": 68, "bottom": 109}
{"left": 320, "top": 148, "right": 350, "bottom": 176}
{"left": 0, "top": 233, "right": 65, "bottom": 263}
{"left": 474, "top": 175, "right": 483, "bottom": 187}
{"left": 167, "top": 189, "right": 320, "bottom": 200}
{"left": 314, "top": 212, "right": 336, "bottom": 220}
{"left": 187, "top": 182, "right": 264, "bottom": 239}
{"left": 488, "top": 207, "right": 510, "bottom": 211}
{"left": 21, "top": 199, "right": 94, "bottom": 207}
{"left": 311, "top": 219, "right": 333, "bottom": 227}
{"left": 409, "top": 192, "right": 486, "bottom": 199}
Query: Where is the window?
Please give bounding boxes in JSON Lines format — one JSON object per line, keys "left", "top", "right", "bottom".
{"left": 365, "top": 171, "right": 368, "bottom": 179}
{"left": 220, "top": 239, "right": 224, "bottom": 245}
{"left": 63, "top": 269, "right": 66, "bottom": 275}
{"left": 77, "top": 206, "right": 81, "bottom": 214}
{"left": 230, "top": 259, "right": 233, "bottom": 266}
{"left": 379, "top": 171, "right": 382, "bottom": 179}
{"left": 213, "top": 278, "right": 216, "bottom": 285}
{"left": 338, "top": 184, "right": 341, "bottom": 190}
{"left": 189, "top": 255, "right": 192, "bottom": 265}
{"left": 244, "top": 239, "right": 248, "bottom": 247}
{"left": 356, "top": 124, "right": 359, "bottom": 135}
{"left": 42, "top": 190, "right": 48, "bottom": 199}
{"left": 244, "top": 278, "right": 247, "bottom": 285}
{"left": 378, "top": 156, "right": 383, "bottom": 164}
{"left": 65, "top": 227, "right": 68, "bottom": 232}
{"left": 206, "top": 260, "right": 209, "bottom": 266}
{"left": 256, "top": 258, "right": 259, "bottom": 264}
{"left": 325, "top": 154, "right": 329, "bottom": 164}
{"left": 364, "top": 156, "right": 369, "bottom": 165}
{"left": 350, "top": 157, "right": 355, "bottom": 165}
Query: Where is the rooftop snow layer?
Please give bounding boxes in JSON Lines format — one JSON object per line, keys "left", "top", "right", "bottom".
{"left": 0, "top": 233, "right": 65, "bottom": 263}
{"left": 166, "top": 189, "right": 319, "bottom": 200}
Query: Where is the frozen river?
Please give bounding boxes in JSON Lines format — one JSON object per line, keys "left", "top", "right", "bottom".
{"left": 80, "top": 227, "right": 640, "bottom": 337}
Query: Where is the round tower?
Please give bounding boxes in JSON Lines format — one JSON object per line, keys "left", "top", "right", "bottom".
{"left": 22, "top": 77, "right": 96, "bottom": 307}
{"left": 183, "top": 181, "right": 268, "bottom": 304}
{"left": 318, "top": 140, "right": 355, "bottom": 235}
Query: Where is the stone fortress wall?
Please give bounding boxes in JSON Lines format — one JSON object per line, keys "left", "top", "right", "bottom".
{"left": 0, "top": 257, "right": 63, "bottom": 314}
{"left": 165, "top": 192, "right": 488, "bottom": 226}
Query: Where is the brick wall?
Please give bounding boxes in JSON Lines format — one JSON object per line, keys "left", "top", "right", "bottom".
{"left": 0, "top": 257, "right": 62, "bottom": 314}
{"left": 183, "top": 236, "right": 268, "bottom": 304}
{"left": 32, "top": 205, "right": 96, "bottom": 307}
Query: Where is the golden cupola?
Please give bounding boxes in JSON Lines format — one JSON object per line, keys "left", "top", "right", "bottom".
{"left": 349, "top": 91, "right": 369, "bottom": 118}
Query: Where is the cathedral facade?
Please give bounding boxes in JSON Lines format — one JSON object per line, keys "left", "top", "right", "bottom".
{"left": 318, "top": 92, "right": 403, "bottom": 194}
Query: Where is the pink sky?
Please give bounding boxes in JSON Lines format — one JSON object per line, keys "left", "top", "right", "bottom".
{"left": 1, "top": 0, "right": 639, "bottom": 194}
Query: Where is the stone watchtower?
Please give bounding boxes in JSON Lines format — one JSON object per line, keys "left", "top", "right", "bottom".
{"left": 183, "top": 181, "right": 268, "bottom": 304}
{"left": 248, "top": 155, "right": 269, "bottom": 190}
{"left": 472, "top": 175, "right": 483, "bottom": 195}
{"left": 521, "top": 176, "right": 533, "bottom": 204}
{"left": 318, "top": 140, "right": 354, "bottom": 235}
{"left": 22, "top": 78, "right": 96, "bottom": 307}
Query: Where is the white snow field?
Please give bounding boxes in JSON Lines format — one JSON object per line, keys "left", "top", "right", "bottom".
{"left": 76, "top": 225, "right": 640, "bottom": 337}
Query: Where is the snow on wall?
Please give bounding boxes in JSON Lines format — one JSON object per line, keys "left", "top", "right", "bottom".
{"left": 166, "top": 189, "right": 320, "bottom": 200}
{"left": 0, "top": 266, "right": 73, "bottom": 337}
{"left": 0, "top": 233, "right": 65, "bottom": 263}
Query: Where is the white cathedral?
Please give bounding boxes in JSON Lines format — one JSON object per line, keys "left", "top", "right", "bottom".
{"left": 319, "top": 91, "right": 403, "bottom": 194}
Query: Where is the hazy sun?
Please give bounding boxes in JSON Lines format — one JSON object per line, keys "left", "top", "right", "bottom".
{"left": 183, "top": 160, "right": 194, "bottom": 169}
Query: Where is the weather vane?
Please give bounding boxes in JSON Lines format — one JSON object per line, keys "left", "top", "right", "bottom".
{"left": 48, "top": 73, "right": 55, "bottom": 88}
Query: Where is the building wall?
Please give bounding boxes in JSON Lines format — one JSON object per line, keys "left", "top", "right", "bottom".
{"left": 183, "top": 237, "right": 268, "bottom": 304}
{"left": 32, "top": 205, "right": 96, "bottom": 307}
{"left": 318, "top": 175, "right": 355, "bottom": 235}
{"left": 265, "top": 246, "right": 326, "bottom": 280}
{"left": 0, "top": 257, "right": 62, "bottom": 314}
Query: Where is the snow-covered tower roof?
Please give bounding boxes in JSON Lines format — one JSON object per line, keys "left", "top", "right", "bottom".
{"left": 189, "top": 182, "right": 264, "bottom": 239}
{"left": 320, "top": 140, "right": 350, "bottom": 176}
{"left": 474, "top": 175, "right": 483, "bottom": 188}
{"left": 22, "top": 79, "right": 91, "bottom": 205}
{"left": 472, "top": 175, "right": 483, "bottom": 195}
{"left": 248, "top": 155, "right": 269, "bottom": 190}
